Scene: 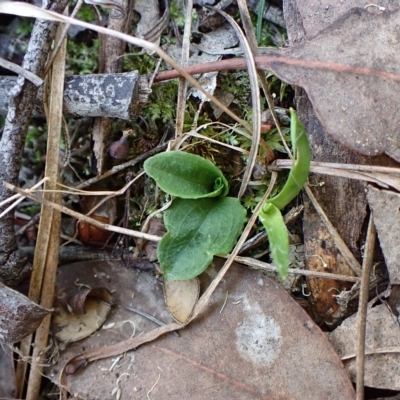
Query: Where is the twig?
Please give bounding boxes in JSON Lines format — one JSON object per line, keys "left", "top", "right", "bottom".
{"left": 173, "top": 1, "right": 192, "bottom": 144}
{"left": 232, "top": 255, "right": 360, "bottom": 283}
{"left": 4, "top": 181, "right": 162, "bottom": 242}
{"left": 153, "top": 53, "right": 400, "bottom": 84}
{"left": 355, "top": 215, "right": 376, "bottom": 400}
{"left": 43, "top": 0, "right": 84, "bottom": 77}
{"left": 75, "top": 142, "right": 168, "bottom": 190}
{"left": 0, "top": 57, "right": 43, "bottom": 86}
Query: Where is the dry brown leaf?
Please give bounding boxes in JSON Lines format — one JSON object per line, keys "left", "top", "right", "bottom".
{"left": 78, "top": 193, "right": 117, "bottom": 246}
{"left": 48, "top": 260, "right": 354, "bottom": 400}
{"left": 164, "top": 278, "right": 199, "bottom": 323}
{"left": 329, "top": 304, "right": 400, "bottom": 390}
{"left": 266, "top": 7, "right": 400, "bottom": 161}
{"left": 367, "top": 185, "right": 400, "bottom": 284}
{"left": 294, "top": 0, "right": 399, "bottom": 38}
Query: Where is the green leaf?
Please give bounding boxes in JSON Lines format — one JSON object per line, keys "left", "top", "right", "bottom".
{"left": 259, "top": 202, "right": 289, "bottom": 279}
{"left": 158, "top": 197, "right": 246, "bottom": 280}
{"left": 267, "top": 108, "right": 311, "bottom": 210}
{"left": 144, "top": 151, "right": 229, "bottom": 199}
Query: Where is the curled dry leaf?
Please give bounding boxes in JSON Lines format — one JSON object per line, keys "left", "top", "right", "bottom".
{"left": 0, "top": 282, "right": 50, "bottom": 343}
{"left": 78, "top": 193, "right": 117, "bottom": 245}
{"left": 164, "top": 278, "right": 200, "bottom": 324}
{"left": 52, "top": 265, "right": 113, "bottom": 343}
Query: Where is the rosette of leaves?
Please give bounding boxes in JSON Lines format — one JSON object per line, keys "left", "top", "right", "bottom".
{"left": 144, "top": 152, "right": 246, "bottom": 281}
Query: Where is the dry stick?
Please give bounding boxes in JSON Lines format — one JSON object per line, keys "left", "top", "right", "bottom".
{"left": 355, "top": 216, "right": 376, "bottom": 400}
{"left": 0, "top": 57, "right": 43, "bottom": 86}
{"left": 304, "top": 185, "right": 362, "bottom": 277}
{"left": 154, "top": 53, "right": 400, "bottom": 84}
{"left": 232, "top": 255, "right": 360, "bottom": 283}
{"left": 43, "top": 0, "right": 84, "bottom": 77}
{"left": 25, "top": 18, "right": 67, "bottom": 400}
{"left": 3, "top": 182, "right": 162, "bottom": 242}
{"left": 92, "top": 0, "right": 133, "bottom": 173}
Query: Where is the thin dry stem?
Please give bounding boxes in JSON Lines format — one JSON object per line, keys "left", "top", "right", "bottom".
{"left": 4, "top": 182, "right": 162, "bottom": 242}
{"left": 173, "top": 1, "right": 192, "bottom": 144}
{"left": 212, "top": 7, "right": 260, "bottom": 199}
{"left": 190, "top": 171, "right": 278, "bottom": 320}
{"left": 355, "top": 216, "right": 376, "bottom": 400}
{"left": 233, "top": 255, "right": 360, "bottom": 283}
{"left": 237, "top": 0, "right": 292, "bottom": 157}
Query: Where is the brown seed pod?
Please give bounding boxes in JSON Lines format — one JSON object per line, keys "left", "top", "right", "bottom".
{"left": 108, "top": 130, "right": 131, "bottom": 160}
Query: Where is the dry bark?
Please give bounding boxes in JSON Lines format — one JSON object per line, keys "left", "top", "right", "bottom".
{"left": 91, "top": 0, "right": 135, "bottom": 173}
{"left": 0, "top": 0, "right": 69, "bottom": 286}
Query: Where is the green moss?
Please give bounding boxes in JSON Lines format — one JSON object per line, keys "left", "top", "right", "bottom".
{"left": 66, "top": 38, "right": 99, "bottom": 74}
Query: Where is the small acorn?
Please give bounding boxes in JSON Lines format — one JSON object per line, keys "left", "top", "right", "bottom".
{"left": 108, "top": 129, "right": 132, "bottom": 160}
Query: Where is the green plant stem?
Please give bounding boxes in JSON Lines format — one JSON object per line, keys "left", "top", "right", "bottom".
{"left": 265, "top": 108, "right": 311, "bottom": 210}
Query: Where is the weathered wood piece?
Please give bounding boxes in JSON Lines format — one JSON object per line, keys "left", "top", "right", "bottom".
{"left": 0, "top": 72, "right": 149, "bottom": 120}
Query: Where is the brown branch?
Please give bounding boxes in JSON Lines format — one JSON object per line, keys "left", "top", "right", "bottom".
{"left": 154, "top": 53, "right": 400, "bottom": 84}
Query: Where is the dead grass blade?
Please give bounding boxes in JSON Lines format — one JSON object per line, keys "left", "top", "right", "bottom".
{"left": 0, "top": 57, "right": 43, "bottom": 86}
{"left": 272, "top": 160, "right": 400, "bottom": 191}
{"left": 210, "top": 7, "right": 261, "bottom": 199}
{"left": 236, "top": 0, "right": 291, "bottom": 157}
{"left": 232, "top": 256, "right": 360, "bottom": 283}
{"left": 23, "top": 20, "right": 67, "bottom": 400}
